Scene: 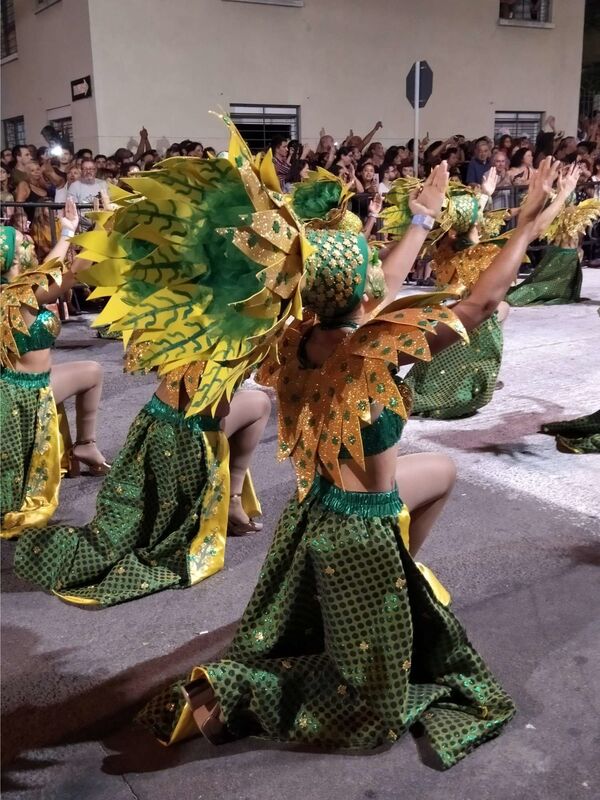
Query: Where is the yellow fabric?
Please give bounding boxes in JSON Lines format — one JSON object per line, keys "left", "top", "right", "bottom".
{"left": 187, "top": 430, "right": 261, "bottom": 585}
{"left": 0, "top": 387, "right": 61, "bottom": 538}
{"left": 399, "top": 503, "right": 451, "bottom": 607}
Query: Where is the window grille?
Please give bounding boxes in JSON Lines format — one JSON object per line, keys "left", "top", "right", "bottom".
{"left": 229, "top": 104, "right": 300, "bottom": 153}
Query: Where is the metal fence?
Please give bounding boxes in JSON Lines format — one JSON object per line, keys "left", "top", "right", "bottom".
{"left": 0, "top": 201, "right": 95, "bottom": 247}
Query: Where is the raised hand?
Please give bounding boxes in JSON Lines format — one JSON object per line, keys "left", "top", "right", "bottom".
{"left": 481, "top": 167, "right": 498, "bottom": 197}
{"left": 517, "top": 157, "right": 560, "bottom": 228}
{"left": 557, "top": 162, "right": 581, "bottom": 197}
{"left": 369, "top": 194, "right": 383, "bottom": 216}
{"left": 375, "top": 121, "right": 383, "bottom": 131}
{"left": 408, "top": 161, "right": 449, "bottom": 219}
{"left": 59, "top": 196, "right": 80, "bottom": 234}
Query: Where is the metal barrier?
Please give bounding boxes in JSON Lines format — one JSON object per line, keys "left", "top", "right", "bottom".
{"left": 0, "top": 201, "right": 95, "bottom": 247}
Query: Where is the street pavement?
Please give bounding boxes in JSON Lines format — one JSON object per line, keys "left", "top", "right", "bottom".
{"left": 2, "top": 271, "right": 600, "bottom": 800}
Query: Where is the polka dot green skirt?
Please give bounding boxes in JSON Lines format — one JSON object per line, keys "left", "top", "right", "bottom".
{"left": 404, "top": 314, "right": 503, "bottom": 420}
{"left": 13, "top": 395, "right": 236, "bottom": 606}
{"left": 506, "top": 246, "right": 581, "bottom": 306}
{"left": 138, "top": 476, "right": 515, "bottom": 768}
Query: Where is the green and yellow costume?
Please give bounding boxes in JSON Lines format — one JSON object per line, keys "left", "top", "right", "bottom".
{"left": 0, "top": 258, "right": 65, "bottom": 538}
{"left": 14, "top": 116, "right": 309, "bottom": 605}
{"left": 382, "top": 180, "right": 508, "bottom": 419}
{"left": 507, "top": 198, "right": 600, "bottom": 306}
{"left": 137, "top": 168, "right": 515, "bottom": 767}
{"left": 540, "top": 411, "right": 600, "bottom": 454}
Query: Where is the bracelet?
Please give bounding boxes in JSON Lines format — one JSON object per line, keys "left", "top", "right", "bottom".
{"left": 367, "top": 213, "right": 379, "bottom": 220}
{"left": 61, "top": 228, "right": 75, "bottom": 240}
{"left": 411, "top": 214, "right": 435, "bottom": 231}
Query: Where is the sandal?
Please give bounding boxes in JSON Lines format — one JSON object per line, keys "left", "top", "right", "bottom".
{"left": 227, "top": 494, "right": 263, "bottom": 537}
{"left": 70, "top": 439, "right": 111, "bottom": 477}
{"left": 181, "top": 678, "right": 233, "bottom": 745}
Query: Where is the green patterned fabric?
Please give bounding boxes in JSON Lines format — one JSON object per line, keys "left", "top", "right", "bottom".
{"left": 0, "top": 370, "right": 50, "bottom": 523}
{"left": 14, "top": 395, "right": 221, "bottom": 606}
{"left": 404, "top": 314, "right": 502, "bottom": 419}
{"left": 540, "top": 410, "right": 600, "bottom": 454}
{"left": 138, "top": 478, "right": 515, "bottom": 768}
{"left": 506, "top": 246, "right": 581, "bottom": 306}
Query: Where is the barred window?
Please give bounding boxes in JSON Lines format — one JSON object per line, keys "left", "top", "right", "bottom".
{"left": 498, "top": 1, "right": 552, "bottom": 24}
{"left": 3, "top": 116, "right": 26, "bottom": 149}
{"left": 494, "top": 111, "right": 543, "bottom": 142}
{"left": 229, "top": 104, "right": 299, "bottom": 153}
{"left": 1, "top": 0, "right": 17, "bottom": 60}
{"left": 49, "top": 116, "right": 73, "bottom": 144}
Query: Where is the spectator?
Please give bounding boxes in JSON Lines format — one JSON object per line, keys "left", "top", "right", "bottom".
{"left": 509, "top": 147, "right": 534, "bottom": 185}
{"left": 76, "top": 148, "right": 93, "bottom": 161}
{"left": 271, "top": 136, "right": 291, "bottom": 187}
{"left": 444, "top": 147, "right": 462, "bottom": 179}
{"left": 357, "top": 160, "right": 378, "bottom": 195}
{"left": 54, "top": 165, "right": 81, "bottom": 204}
{"left": 183, "top": 141, "right": 203, "bottom": 157}
{"left": 492, "top": 151, "right": 513, "bottom": 187}
{"left": 466, "top": 138, "right": 492, "bottom": 186}
{"left": 203, "top": 147, "right": 216, "bottom": 159}
{"left": 1, "top": 148, "right": 13, "bottom": 169}
{"left": 590, "top": 157, "right": 600, "bottom": 199}
{"left": 400, "top": 164, "right": 415, "bottom": 178}
{"left": 534, "top": 132, "right": 556, "bottom": 166}
{"left": 287, "top": 158, "right": 309, "bottom": 188}
{"left": 67, "top": 159, "right": 108, "bottom": 204}
{"left": 94, "top": 154, "right": 107, "bottom": 169}
{"left": 555, "top": 137, "right": 577, "bottom": 161}
{"left": 497, "top": 134, "right": 513, "bottom": 155}
{"left": 1, "top": 165, "right": 14, "bottom": 219}
{"left": 15, "top": 161, "right": 51, "bottom": 222}
{"left": 41, "top": 145, "right": 74, "bottom": 192}
{"left": 378, "top": 162, "right": 397, "bottom": 196}
{"left": 11, "top": 145, "right": 32, "bottom": 187}
{"left": 364, "top": 141, "right": 385, "bottom": 167}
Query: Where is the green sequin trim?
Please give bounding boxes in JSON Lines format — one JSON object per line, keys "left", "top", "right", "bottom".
{"left": 145, "top": 394, "right": 221, "bottom": 432}
{"left": 339, "top": 407, "right": 405, "bottom": 460}
{"left": 12, "top": 308, "right": 61, "bottom": 356}
{"left": 309, "top": 474, "right": 402, "bottom": 518}
{"left": 0, "top": 368, "right": 50, "bottom": 389}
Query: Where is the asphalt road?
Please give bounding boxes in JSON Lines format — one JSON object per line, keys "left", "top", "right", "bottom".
{"left": 2, "top": 271, "right": 599, "bottom": 800}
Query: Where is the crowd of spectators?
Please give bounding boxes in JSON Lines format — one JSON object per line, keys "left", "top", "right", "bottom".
{"left": 1, "top": 111, "right": 600, "bottom": 266}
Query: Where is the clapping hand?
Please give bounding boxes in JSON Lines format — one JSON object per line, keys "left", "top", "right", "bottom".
{"left": 408, "top": 161, "right": 449, "bottom": 219}
{"left": 517, "top": 157, "right": 560, "bottom": 228}
{"left": 369, "top": 194, "right": 383, "bottom": 216}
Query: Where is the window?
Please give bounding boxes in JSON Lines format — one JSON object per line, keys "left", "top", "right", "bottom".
{"left": 223, "top": 1, "right": 304, "bottom": 7}
{"left": 498, "top": 1, "right": 552, "bottom": 24}
{"left": 229, "top": 104, "right": 300, "bottom": 153}
{"left": 3, "top": 116, "right": 25, "bottom": 149}
{"left": 1, "top": 0, "right": 17, "bottom": 60}
{"left": 35, "top": 0, "right": 62, "bottom": 12}
{"left": 48, "top": 116, "right": 73, "bottom": 144}
{"left": 494, "top": 111, "right": 543, "bottom": 142}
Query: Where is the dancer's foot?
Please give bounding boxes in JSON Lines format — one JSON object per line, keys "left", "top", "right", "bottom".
{"left": 181, "top": 679, "right": 232, "bottom": 744}
{"left": 227, "top": 493, "right": 263, "bottom": 536}
{"left": 71, "top": 440, "right": 111, "bottom": 476}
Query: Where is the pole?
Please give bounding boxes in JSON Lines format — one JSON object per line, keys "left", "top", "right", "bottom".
{"left": 413, "top": 60, "right": 420, "bottom": 176}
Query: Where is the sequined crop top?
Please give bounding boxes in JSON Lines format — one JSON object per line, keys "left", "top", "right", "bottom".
{"left": 338, "top": 402, "right": 406, "bottom": 459}
{"left": 12, "top": 308, "right": 61, "bottom": 356}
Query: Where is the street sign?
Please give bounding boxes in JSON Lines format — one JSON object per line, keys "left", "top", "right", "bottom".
{"left": 406, "top": 61, "right": 433, "bottom": 109}
{"left": 71, "top": 75, "right": 92, "bottom": 102}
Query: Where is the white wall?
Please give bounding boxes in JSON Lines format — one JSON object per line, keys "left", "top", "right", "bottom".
{"left": 1, "top": 0, "right": 98, "bottom": 150}
{"left": 87, "top": 0, "right": 585, "bottom": 154}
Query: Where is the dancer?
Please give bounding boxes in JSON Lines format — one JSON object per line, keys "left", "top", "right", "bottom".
{"left": 507, "top": 196, "right": 600, "bottom": 306}
{"left": 0, "top": 200, "right": 108, "bottom": 539}
{"left": 14, "top": 120, "right": 307, "bottom": 605}
{"left": 137, "top": 159, "right": 574, "bottom": 768}
{"left": 393, "top": 171, "right": 510, "bottom": 419}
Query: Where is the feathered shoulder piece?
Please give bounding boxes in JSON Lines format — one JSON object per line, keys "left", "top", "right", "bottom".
{"left": 379, "top": 176, "right": 423, "bottom": 239}
{"left": 75, "top": 114, "right": 313, "bottom": 415}
{"left": 543, "top": 198, "right": 600, "bottom": 247}
{"left": 433, "top": 241, "right": 507, "bottom": 295}
{"left": 0, "top": 258, "right": 64, "bottom": 368}
{"left": 257, "top": 292, "right": 466, "bottom": 499}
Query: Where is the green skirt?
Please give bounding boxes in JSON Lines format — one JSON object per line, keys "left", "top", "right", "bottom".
{"left": 13, "top": 395, "right": 253, "bottom": 607}
{"left": 540, "top": 410, "right": 600, "bottom": 453}
{"left": 404, "top": 314, "right": 503, "bottom": 419}
{"left": 506, "top": 246, "right": 581, "bottom": 306}
{"left": 0, "top": 369, "right": 62, "bottom": 538}
{"left": 138, "top": 476, "right": 515, "bottom": 769}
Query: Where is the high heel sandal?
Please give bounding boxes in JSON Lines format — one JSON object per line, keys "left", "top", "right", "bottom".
{"left": 227, "top": 493, "right": 263, "bottom": 537}
{"left": 181, "top": 678, "right": 233, "bottom": 744}
{"left": 70, "top": 439, "right": 111, "bottom": 477}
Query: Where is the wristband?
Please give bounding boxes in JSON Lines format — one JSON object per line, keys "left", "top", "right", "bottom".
{"left": 61, "top": 228, "right": 75, "bottom": 240}
{"left": 367, "top": 213, "right": 379, "bottom": 220}
{"left": 411, "top": 214, "right": 435, "bottom": 231}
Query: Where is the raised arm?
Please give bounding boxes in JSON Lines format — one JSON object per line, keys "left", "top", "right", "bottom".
{"left": 359, "top": 121, "right": 383, "bottom": 151}
{"left": 133, "top": 127, "right": 150, "bottom": 163}
{"left": 33, "top": 198, "right": 87, "bottom": 304}
{"left": 370, "top": 162, "right": 449, "bottom": 307}
{"left": 414, "top": 159, "right": 577, "bottom": 359}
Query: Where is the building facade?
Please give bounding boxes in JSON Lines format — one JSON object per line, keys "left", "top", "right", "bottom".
{"left": 1, "top": 0, "right": 587, "bottom": 154}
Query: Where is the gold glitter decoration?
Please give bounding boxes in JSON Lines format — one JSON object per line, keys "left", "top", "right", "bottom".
{"left": 324, "top": 566, "right": 335, "bottom": 576}
{"left": 395, "top": 577, "right": 406, "bottom": 590}
{"left": 434, "top": 243, "right": 504, "bottom": 295}
{"left": 543, "top": 198, "right": 600, "bottom": 248}
{"left": 0, "top": 258, "right": 65, "bottom": 368}
{"left": 337, "top": 684, "right": 348, "bottom": 696}
{"left": 257, "top": 292, "right": 467, "bottom": 500}
{"left": 402, "top": 659, "right": 411, "bottom": 671}
{"left": 359, "top": 641, "right": 369, "bottom": 651}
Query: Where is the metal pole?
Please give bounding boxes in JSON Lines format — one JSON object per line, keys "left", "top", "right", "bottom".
{"left": 413, "top": 60, "right": 420, "bottom": 176}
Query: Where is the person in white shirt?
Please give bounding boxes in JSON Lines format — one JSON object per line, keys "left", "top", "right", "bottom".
{"left": 378, "top": 162, "right": 398, "bottom": 196}
{"left": 67, "top": 159, "right": 108, "bottom": 205}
